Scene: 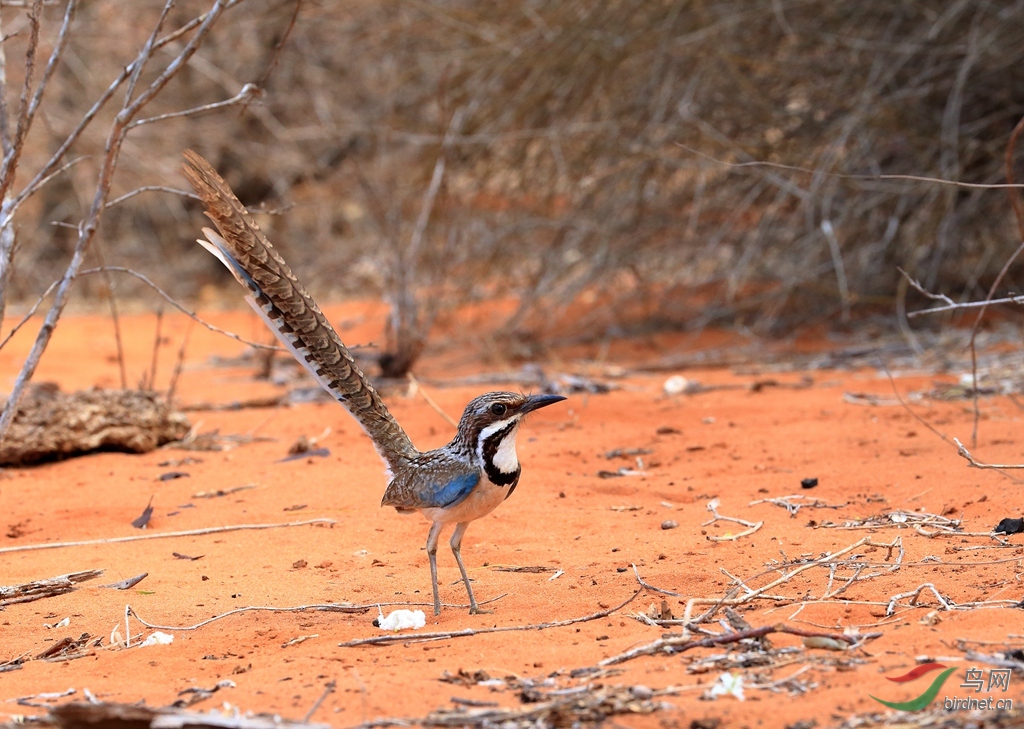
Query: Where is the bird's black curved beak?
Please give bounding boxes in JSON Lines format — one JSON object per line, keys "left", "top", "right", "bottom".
{"left": 521, "top": 394, "right": 567, "bottom": 414}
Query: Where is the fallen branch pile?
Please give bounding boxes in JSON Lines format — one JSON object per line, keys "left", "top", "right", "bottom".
{"left": 0, "top": 570, "right": 102, "bottom": 608}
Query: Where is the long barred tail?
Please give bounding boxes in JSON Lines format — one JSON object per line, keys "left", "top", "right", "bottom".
{"left": 182, "top": 150, "right": 417, "bottom": 471}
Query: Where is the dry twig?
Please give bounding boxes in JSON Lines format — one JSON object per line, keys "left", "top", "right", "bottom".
{"left": 0, "top": 519, "right": 333, "bottom": 556}
{"left": 337, "top": 590, "right": 641, "bottom": 647}
{"left": 0, "top": 569, "right": 102, "bottom": 607}
{"left": 683, "top": 537, "right": 901, "bottom": 625}
{"left": 599, "top": 623, "right": 880, "bottom": 667}
{"left": 702, "top": 498, "right": 762, "bottom": 541}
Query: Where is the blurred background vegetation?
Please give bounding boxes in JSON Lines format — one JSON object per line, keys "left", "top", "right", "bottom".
{"left": 6, "top": 0, "right": 1024, "bottom": 372}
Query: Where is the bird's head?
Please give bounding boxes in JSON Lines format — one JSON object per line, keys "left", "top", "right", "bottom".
{"left": 456, "top": 392, "right": 566, "bottom": 479}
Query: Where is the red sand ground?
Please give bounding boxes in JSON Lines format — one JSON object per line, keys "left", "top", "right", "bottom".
{"left": 1, "top": 304, "right": 1022, "bottom": 728}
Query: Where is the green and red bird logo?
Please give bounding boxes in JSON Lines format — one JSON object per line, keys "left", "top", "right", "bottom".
{"left": 871, "top": 663, "right": 957, "bottom": 712}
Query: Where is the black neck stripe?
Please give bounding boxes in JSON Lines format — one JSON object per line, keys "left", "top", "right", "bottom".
{"left": 482, "top": 422, "right": 519, "bottom": 486}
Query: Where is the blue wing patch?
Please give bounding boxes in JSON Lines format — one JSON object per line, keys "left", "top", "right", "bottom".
{"left": 420, "top": 472, "right": 479, "bottom": 508}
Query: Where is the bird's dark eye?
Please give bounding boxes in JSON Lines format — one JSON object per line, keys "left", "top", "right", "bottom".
{"left": 490, "top": 402, "right": 507, "bottom": 416}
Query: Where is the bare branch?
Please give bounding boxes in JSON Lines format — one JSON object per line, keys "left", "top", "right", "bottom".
{"left": 899, "top": 265, "right": 1024, "bottom": 317}
{"left": 6, "top": 0, "right": 243, "bottom": 224}
{"left": 104, "top": 185, "right": 199, "bottom": 209}
{"left": 83, "top": 266, "right": 285, "bottom": 351}
{"left": 0, "top": 0, "right": 42, "bottom": 198}
{"left": 0, "top": 518, "right": 334, "bottom": 556}
{"left": 128, "top": 82, "right": 259, "bottom": 128}
{"left": 676, "top": 142, "right": 1024, "bottom": 190}
{"left": 954, "top": 437, "right": 1024, "bottom": 470}
{"left": 631, "top": 563, "right": 679, "bottom": 597}
{"left": 0, "top": 569, "right": 103, "bottom": 608}
{"left": 0, "top": 0, "right": 236, "bottom": 447}
{"left": 23, "top": 0, "right": 77, "bottom": 130}
{"left": 122, "top": 0, "right": 175, "bottom": 106}
{"left": 337, "top": 590, "right": 641, "bottom": 648}
{"left": 600, "top": 622, "right": 881, "bottom": 667}
{"left": 0, "top": 265, "right": 285, "bottom": 353}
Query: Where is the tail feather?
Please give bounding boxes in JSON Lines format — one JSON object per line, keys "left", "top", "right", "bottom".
{"left": 182, "top": 150, "right": 418, "bottom": 471}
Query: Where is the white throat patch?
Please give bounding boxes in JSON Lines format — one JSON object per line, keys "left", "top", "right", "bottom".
{"left": 477, "top": 416, "right": 522, "bottom": 474}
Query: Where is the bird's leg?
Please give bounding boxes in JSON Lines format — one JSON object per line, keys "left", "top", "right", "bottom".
{"left": 450, "top": 522, "right": 491, "bottom": 615}
{"left": 426, "top": 521, "right": 444, "bottom": 616}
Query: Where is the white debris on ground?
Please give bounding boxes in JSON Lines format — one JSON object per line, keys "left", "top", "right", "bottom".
{"left": 708, "top": 672, "right": 745, "bottom": 701}
{"left": 139, "top": 631, "right": 174, "bottom": 647}
{"left": 375, "top": 608, "right": 426, "bottom": 631}
{"left": 663, "top": 375, "right": 690, "bottom": 396}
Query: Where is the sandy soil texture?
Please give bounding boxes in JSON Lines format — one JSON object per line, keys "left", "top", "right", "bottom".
{"left": 0, "top": 306, "right": 1022, "bottom": 728}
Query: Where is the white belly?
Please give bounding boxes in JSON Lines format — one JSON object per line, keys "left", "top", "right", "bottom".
{"left": 419, "top": 474, "right": 507, "bottom": 525}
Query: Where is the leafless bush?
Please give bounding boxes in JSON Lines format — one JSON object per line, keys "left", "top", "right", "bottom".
{"left": 201, "top": 0, "right": 1024, "bottom": 350}
{"left": 0, "top": 0, "right": 272, "bottom": 443}
{"left": 5, "top": 1, "right": 1024, "bottom": 378}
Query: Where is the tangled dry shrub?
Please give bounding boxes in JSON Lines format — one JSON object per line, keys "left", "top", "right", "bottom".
{"left": 7, "top": 1, "right": 1024, "bottom": 369}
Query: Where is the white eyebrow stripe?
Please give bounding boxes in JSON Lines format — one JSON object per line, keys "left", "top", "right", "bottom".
{"left": 478, "top": 415, "right": 521, "bottom": 441}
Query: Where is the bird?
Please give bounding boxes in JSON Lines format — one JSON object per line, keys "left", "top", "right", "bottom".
{"left": 181, "top": 150, "right": 566, "bottom": 615}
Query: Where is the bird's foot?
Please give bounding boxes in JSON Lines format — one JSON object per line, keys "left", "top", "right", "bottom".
{"left": 469, "top": 605, "right": 493, "bottom": 615}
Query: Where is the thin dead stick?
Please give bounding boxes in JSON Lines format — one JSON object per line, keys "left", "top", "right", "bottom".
{"left": 0, "top": 518, "right": 333, "bottom": 555}
{"left": 885, "top": 583, "right": 952, "bottom": 616}
{"left": 128, "top": 595, "right": 506, "bottom": 633}
{"left": 600, "top": 623, "right": 882, "bottom": 667}
{"left": 900, "top": 266, "right": 1024, "bottom": 316}
{"left": 965, "top": 651, "right": 1024, "bottom": 671}
{"left": 145, "top": 306, "right": 164, "bottom": 390}
{"left": 0, "top": 0, "right": 70, "bottom": 336}
{"left": 8, "top": 688, "right": 77, "bottom": 706}
{"left": 880, "top": 361, "right": 953, "bottom": 444}
{"left": 968, "top": 240, "right": 1024, "bottom": 447}
{"left": 408, "top": 372, "right": 457, "bottom": 428}
{"left": 0, "top": 268, "right": 276, "bottom": 358}
{"left": 702, "top": 498, "right": 762, "bottom": 542}
{"left": 674, "top": 143, "right": 1024, "bottom": 190}
{"left": 337, "top": 590, "right": 641, "bottom": 648}
{"left": 953, "top": 437, "right": 1024, "bottom": 470}
{"left": 80, "top": 266, "right": 284, "bottom": 351}
{"left": 913, "top": 525, "right": 1006, "bottom": 542}
{"left": 251, "top": 0, "right": 301, "bottom": 103}
{"left": 682, "top": 536, "right": 899, "bottom": 624}
{"left": 129, "top": 604, "right": 369, "bottom": 632}
{"left": 904, "top": 295, "right": 1024, "bottom": 315}
{"left": 166, "top": 318, "right": 194, "bottom": 402}
{"left": 91, "top": 239, "right": 128, "bottom": 389}
{"left": 0, "top": 0, "right": 43, "bottom": 198}
{"left": 104, "top": 185, "right": 198, "bottom": 209}
{"left": 303, "top": 680, "right": 335, "bottom": 724}
{"left": 631, "top": 563, "right": 679, "bottom": 597}
{"left": 0, "top": 276, "right": 60, "bottom": 351}
{"left": 749, "top": 495, "right": 845, "bottom": 516}
{"left": 129, "top": 83, "right": 259, "bottom": 128}
{"left": 1005, "top": 115, "right": 1024, "bottom": 240}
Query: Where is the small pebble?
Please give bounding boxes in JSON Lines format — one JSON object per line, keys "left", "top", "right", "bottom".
{"left": 630, "top": 685, "right": 654, "bottom": 700}
{"left": 661, "top": 520, "right": 679, "bottom": 530}
{"left": 663, "top": 375, "right": 689, "bottom": 396}
{"left": 801, "top": 477, "right": 818, "bottom": 489}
